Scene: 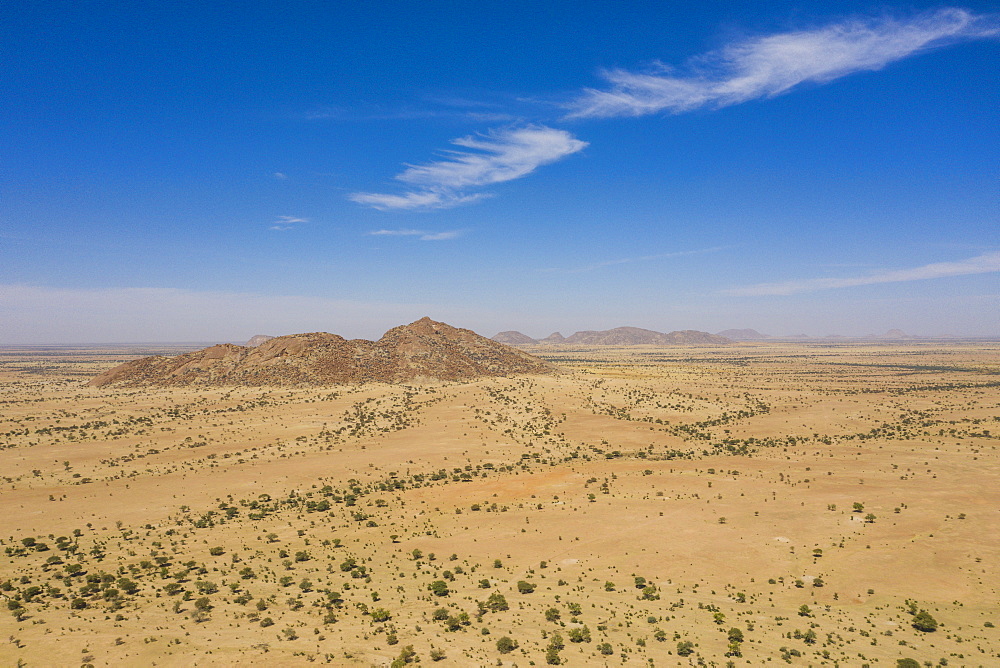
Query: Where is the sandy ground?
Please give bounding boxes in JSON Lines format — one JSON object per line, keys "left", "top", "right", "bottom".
{"left": 0, "top": 341, "right": 998, "bottom": 666}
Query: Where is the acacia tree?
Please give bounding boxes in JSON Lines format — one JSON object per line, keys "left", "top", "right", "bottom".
{"left": 486, "top": 592, "right": 508, "bottom": 611}
{"left": 392, "top": 645, "right": 417, "bottom": 666}
{"left": 545, "top": 633, "right": 564, "bottom": 664}
{"left": 496, "top": 636, "right": 518, "bottom": 654}
{"left": 912, "top": 610, "right": 938, "bottom": 632}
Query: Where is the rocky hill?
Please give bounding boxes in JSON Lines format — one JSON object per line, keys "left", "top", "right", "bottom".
{"left": 665, "top": 330, "right": 732, "bottom": 344}
{"left": 245, "top": 334, "right": 275, "bottom": 347}
{"left": 491, "top": 331, "right": 538, "bottom": 345}
{"left": 88, "top": 318, "right": 556, "bottom": 387}
{"left": 875, "top": 329, "right": 916, "bottom": 340}
{"left": 561, "top": 327, "right": 730, "bottom": 345}
{"left": 717, "top": 328, "right": 769, "bottom": 340}
{"left": 539, "top": 332, "right": 565, "bottom": 343}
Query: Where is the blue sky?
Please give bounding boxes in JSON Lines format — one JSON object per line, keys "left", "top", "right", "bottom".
{"left": 2, "top": 1, "right": 998, "bottom": 342}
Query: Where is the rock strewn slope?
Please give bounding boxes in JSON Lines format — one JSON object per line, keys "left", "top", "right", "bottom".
{"left": 88, "top": 317, "right": 556, "bottom": 387}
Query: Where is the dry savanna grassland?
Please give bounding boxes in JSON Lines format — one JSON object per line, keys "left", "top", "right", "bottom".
{"left": 0, "top": 341, "right": 998, "bottom": 667}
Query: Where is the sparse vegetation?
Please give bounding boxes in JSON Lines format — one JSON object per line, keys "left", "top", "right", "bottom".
{"left": 0, "top": 341, "right": 996, "bottom": 665}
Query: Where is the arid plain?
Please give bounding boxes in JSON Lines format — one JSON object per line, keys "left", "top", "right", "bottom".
{"left": 1, "top": 341, "right": 998, "bottom": 667}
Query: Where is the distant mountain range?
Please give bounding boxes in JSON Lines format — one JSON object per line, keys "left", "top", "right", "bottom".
{"left": 779, "top": 329, "right": 922, "bottom": 340}
{"left": 492, "top": 326, "right": 730, "bottom": 346}
{"left": 714, "top": 328, "right": 924, "bottom": 341}
{"left": 492, "top": 327, "right": 934, "bottom": 345}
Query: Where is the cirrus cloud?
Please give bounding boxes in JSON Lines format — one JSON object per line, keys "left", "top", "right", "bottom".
{"left": 269, "top": 215, "right": 309, "bottom": 231}
{"left": 349, "top": 125, "right": 587, "bottom": 211}
{"left": 565, "top": 8, "right": 998, "bottom": 119}
{"left": 539, "top": 246, "right": 726, "bottom": 274}
{"left": 368, "top": 229, "right": 464, "bottom": 241}
{"left": 347, "top": 9, "right": 995, "bottom": 215}
{"left": 350, "top": 191, "right": 489, "bottom": 211}
{"left": 724, "top": 251, "right": 1000, "bottom": 296}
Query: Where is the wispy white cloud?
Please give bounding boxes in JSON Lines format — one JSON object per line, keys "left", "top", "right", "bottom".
{"left": 418, "top": 230, "right": 463, "bottom": 241}
{"left": 304, "top": 105, "right": 516, "bottom": 123}
{"left": 369, "top": 229, "right": 425, "bottom": 236}
{"left": 349, "top": 125, "right": 587, "bottom": 211}
{"left": 724, "top": 251, "right": 1000, "bottom": 296}
{"left": 395, "top": 126, "right": 587, "bottom": 189}
{"left": 346, "top": 9, "right": 993, "bottom": 213}
{"left": 350, "top": 191, "right": 489, "bottom": 211}
{"left": 540, "top": 246, "right": 726, "bottom": 274}
{"left": 566, "top": 8, "right": 998, "bottom": 119}
{"left": 273, "top": 172, "right": 288, "bottom": 180}
{"left": 368, "top": 228, "right": 464, "bottom": 241}
{"left": 269, "top": 215, "right": 309, "bottom": 231}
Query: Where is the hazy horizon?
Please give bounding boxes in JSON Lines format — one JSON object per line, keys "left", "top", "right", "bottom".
{"left": 1, "top": 313, "right": 996, "bottom": 347}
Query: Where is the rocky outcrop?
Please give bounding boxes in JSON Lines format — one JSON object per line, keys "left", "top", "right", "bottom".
{"left": 491, "top": 331, "right": 538, "bottom": 345}
{"left": 245, "top": 334, "right": 275, "bottom": 347}
{"left": 88, "top": 318, "right": 556, "bottom": 387}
